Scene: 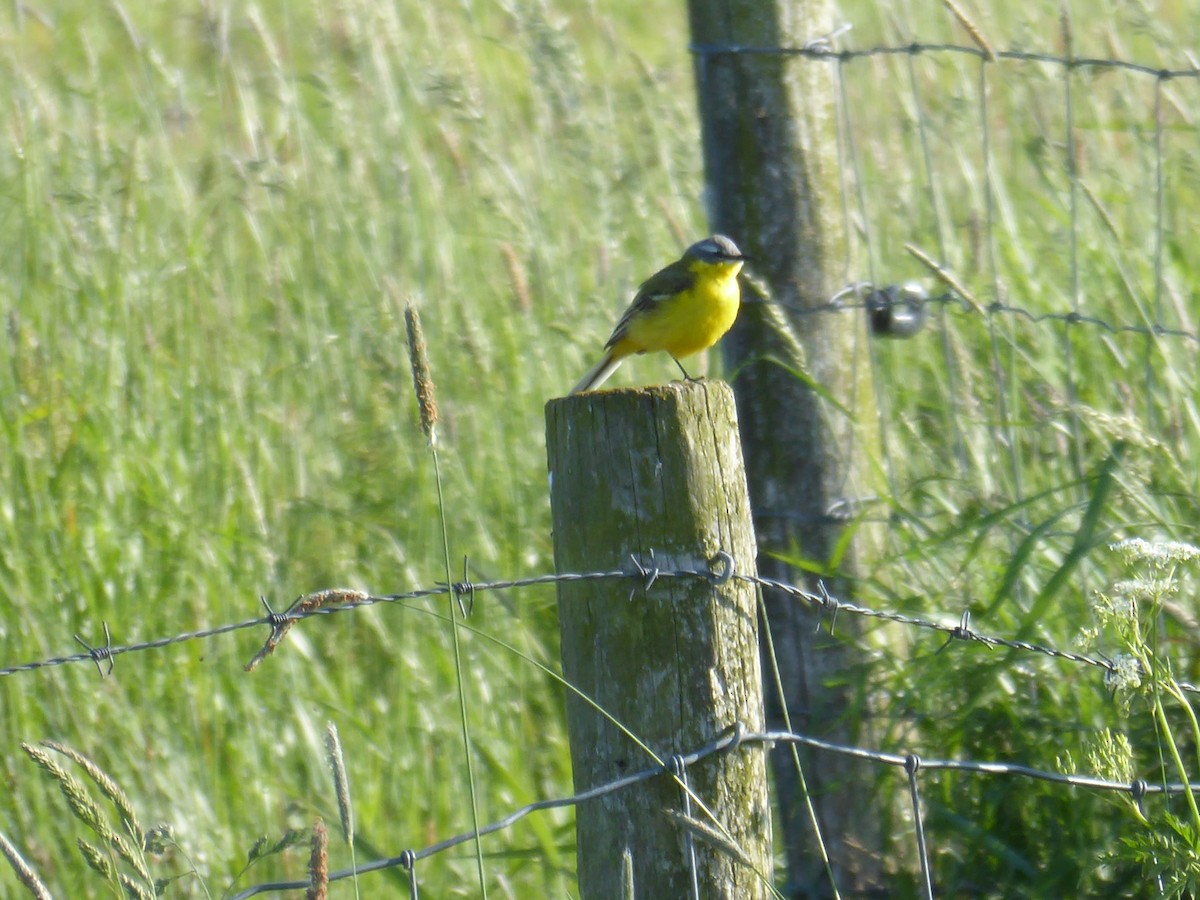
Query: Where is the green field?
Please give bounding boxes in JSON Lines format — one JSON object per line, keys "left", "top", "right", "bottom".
{"left": 2, "top": 1, "right": 1198, "bottom": 897}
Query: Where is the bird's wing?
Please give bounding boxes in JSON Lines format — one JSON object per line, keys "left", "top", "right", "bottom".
{"left": 604, "top": 261, "right": 695, "bottom": 349}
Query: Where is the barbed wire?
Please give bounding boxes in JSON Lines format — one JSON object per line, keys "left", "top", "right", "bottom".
{"left": 2, "top": 550, "right": 1194, "bottom": 696}
{"left": 229, "top": 722, "right": 1190, "bottom": 899}
{"left": 0, "top": 557, "right": 722, "bottom": 679}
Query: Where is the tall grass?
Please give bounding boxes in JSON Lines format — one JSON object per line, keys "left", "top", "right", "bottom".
{"left": 1, "top": 1, "right": 698, "bottom": 895}
{"left": 0, "top": 0, "right": 1196, "bottom": 896}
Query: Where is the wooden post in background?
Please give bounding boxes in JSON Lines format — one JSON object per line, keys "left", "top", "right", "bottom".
{"left": 546, "top": 380, "right": 772, "bottom": 899}
{"left": 687, "top": 0, "right": 885, "bottom": 895}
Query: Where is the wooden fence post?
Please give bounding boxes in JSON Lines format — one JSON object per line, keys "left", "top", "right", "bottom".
{"left": 545, "top": 380, "right": 772, "bottom": 899}
{"left": 687, "top": 0, "right": 885, "bottom": 893}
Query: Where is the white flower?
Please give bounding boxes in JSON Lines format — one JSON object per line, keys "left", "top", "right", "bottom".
{"left": 1104, "top": 654, "right": 1142, "bottom": 693}
{"left": 1109, "top": 538, "right": 1200, "bottom": 567}
{"left": 1110, "top": 578, "right": 1177, "bottom": 603}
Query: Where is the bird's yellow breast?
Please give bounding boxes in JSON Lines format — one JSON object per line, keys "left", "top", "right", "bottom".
{"left": 619, "top": 259, "right": 743, "bottom": 359}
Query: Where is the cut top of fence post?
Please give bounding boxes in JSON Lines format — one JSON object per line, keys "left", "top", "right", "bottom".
{"left": 547, "top": 380, "right": 756, "bottom": 570}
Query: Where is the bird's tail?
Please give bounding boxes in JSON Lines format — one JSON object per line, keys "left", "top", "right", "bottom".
{"left": 569, "top": 349, "right": 623, "bottom": 395}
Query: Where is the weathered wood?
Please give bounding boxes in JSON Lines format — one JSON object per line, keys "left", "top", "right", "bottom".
{"left": 687, "top": 1, "right": 885, "bottom": 895}
{"left": 546, "top": 380, "right": 772, "bottom": 899}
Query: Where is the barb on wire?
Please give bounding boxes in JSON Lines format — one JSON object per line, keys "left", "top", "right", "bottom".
{"left": 449, "top": 555, "right": 475, "bottom": 617}
{"left": 244, "top": 590, "right": 369, "bottom": 672}
{"left": 937, "top": 610, "right": 992, "bottom": 654}
{"left": 73, "top": 623, "right": 115, "bottom": 678}
{"left": 629, "top": 549, "right": 661, "bottom": 595}
{"left": 814, "top": 581, "right": 840, "bottom": 636}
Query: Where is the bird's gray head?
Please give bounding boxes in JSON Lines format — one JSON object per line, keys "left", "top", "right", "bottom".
{"left": 686, "top": 234, "right": 746, "bottom": 263}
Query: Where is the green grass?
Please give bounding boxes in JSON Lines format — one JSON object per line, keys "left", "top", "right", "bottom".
{"left": 0, "top": 0, "right": 1197, "bottom": 897}
{"left": 0, "top": 2, "right": 699, "bottom": 895}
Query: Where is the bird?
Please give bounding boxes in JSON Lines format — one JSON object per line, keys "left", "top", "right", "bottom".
{"left": 569, "top": 235, "right": 748, "bottom": 395}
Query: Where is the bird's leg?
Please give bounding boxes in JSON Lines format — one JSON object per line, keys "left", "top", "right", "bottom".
{"left": 670, "top": 355, "right": 698, "bottom": 382}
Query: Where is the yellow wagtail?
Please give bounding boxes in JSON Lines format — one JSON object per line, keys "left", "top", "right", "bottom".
{"left": 569, "top": 235, "right": 748, "bottom": 394}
